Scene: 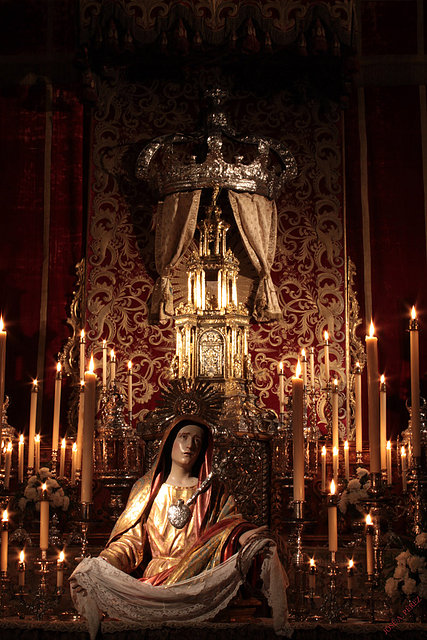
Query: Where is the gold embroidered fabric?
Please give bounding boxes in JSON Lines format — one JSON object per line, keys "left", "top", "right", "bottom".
{"left": 143, "top": 483, "right": 197, "bottom": 578}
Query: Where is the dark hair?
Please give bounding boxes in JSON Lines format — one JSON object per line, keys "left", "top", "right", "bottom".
{"left": 161, "top": 419, "right": 209, "bottom": 480}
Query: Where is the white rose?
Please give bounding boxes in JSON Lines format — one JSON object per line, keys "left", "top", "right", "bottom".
{"left": 356, "top": 467, "right": 369, "bottom": 478}
{"left": 415, "top": 533, "right": 427, "bottom": 549}
{"left": 408, "top": 555, "right": 426, "bottom": 573}
{"left": 348, "top": 492, "right": 361, "bottom": 504}
{"left": 24, "top": 487, "right": 38, "bottom": 501}
{"left": 394, "top": 565, "right": 409, "bottom": 580}
{"left": 18, "top": 497, "right": 27, "bottom": 511}
{"left": 385, "top": 577, "right": 399, "bottom": 597}
{"left": 27, "top": 475, "right": 38, "bottom": 485}
{"left": 338, "top": 496, "right": 348, "bottom": 514}
{"left": 62, "top": 496, "right": 70, "bottom": 511}
{"left": 39, "top": 467, "right": 50, "bottom": 480}
{"left": 46, "top": 478, "right": 59, "bottom": 489}
{"left": 402, "top": 578, "right": 417, "bottom": 595}
{"left": 347, "top": 479, "right": 361, "bottom": 491}
{"left": 396, "top": 551, "right": 410, "bottom": 565}
{"left": 52, "top": 492, "right": 63, "bottom": 508}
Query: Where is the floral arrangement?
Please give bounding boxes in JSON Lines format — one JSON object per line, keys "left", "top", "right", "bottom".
{"left": 17, "top": 467, "right": 70, "bottom": 512}
{"left": 338, "top": 467, "right": 371, "bottom": 515}
{"left": 385, "top": 533, "right": 427, "bottom": 601}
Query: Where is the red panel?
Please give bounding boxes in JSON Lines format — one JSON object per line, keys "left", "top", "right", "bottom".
{"left": 365, "top": 85, "right": 427, "bottom": 437}
{"left": 361, "top": 1, "right": 418, "bottom": 55}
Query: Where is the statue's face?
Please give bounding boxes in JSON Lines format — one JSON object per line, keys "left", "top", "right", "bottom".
{"left": 171, "top": 424, "right": 204, "bottom": 472}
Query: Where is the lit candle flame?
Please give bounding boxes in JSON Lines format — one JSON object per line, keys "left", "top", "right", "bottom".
{"left": 61, "top": 438, "right": 66, "bottom": 448}
{"left": 42, "top": 482, "right": 47, "bottom": 492}
{"left": 401, "top": 445, "right": 406, "bottom": 457}
{"left": 333, "top": 378, "right": 338, "bottom": 388}
{"left": 35, "top": 434, "right": 40, "bottom": 443}
{"left": 80, "top": 379, "right": 84, "bottom": 388}
{"left": 295, "top": 359, "right": 301, "bottom": 379}
{"left": 356, "top": 361, "right": 360, "bottom": 368}
{"left": 369, "top": 321, "right": 375, "bottom": 338}
{"left": 324, "top": 330, "right": 329, "bottom": 342}
{"left": 380, "top": 374, "right": 385, "bottom": 384}
{"left": 278, "top": 361, "right": 283, "bottom": 372}
{"left": 387, "top": 440, "right": 391, "bottom": 450}
{"left": 102, "top": 339, "right": 106, "bottom": 347}
{"left": 59, "top": 550, "right": 65, "bottom": 563}
{"left": 348, "top": 558, "right": 354, "bottom": 569}
{"left": 110, "top": 349, "right": 115, "bottom": 360}
{"left": 56, "top": 361, "right": 61, "bottom": 373}
{"left": 322, "top": 445, "right": 326, "bottom": 456}
{"left": 330, "top": 479, "right": 336, "bottom": 495}
{"left": 344, "top": 440, "right": 349, "bottom": 450}
{"left": 411, "top": 306, "right": 416, "bottom": 320}
{"left": 89, "top": 354, "right": 94, "bottom": 373}
{"left": 33, "top": 378, "right": 38, "bottom": 387}
{"left": 6, "top": 441, "right": 12, "bottom": 452}
{"left": 128, "top": 360, "right": 132, "bottom": 370}
{"left": 333, "top": 446, "right": 338, "bottom": 456}
{"left": 0, "top": 316, "right": 4, "bottom": 332}
{"left": 366, "top": 513, "right": 373, "bottom": 526}
{"left": 19, "top": 434, "right": 24, "bottom": 445}
{"left": 72, "top": 442, "right": 77, "bottom": 453}
{"left": 2, "top": 510, "right": 7, "bottom": 522}
{"left": 301, "top": 348, "right": 306, "bottom": 358}
{"left": 19, "top": 550, "right": 25, "bottom": 563}
{"left": 80, "top": 329, "right": 85, "bottom": 339}
{"left": 309, "top": 557, "right": 315, "bottom": 568}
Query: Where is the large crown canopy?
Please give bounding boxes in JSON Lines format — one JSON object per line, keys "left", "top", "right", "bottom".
{"left": 136, "top": 88, "right": 297, "bottom": 200}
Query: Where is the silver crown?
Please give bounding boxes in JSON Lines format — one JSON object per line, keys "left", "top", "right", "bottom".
{"left": 136, "top": 88, "right": 297, "bottom": 200}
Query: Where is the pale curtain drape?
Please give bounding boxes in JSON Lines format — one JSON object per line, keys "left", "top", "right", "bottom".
{"left": 70, "top": 538, "right": 291, "bottom": 640}
{"left": 151, "top": 190, "right": 202, "bottom": 321}
{"left": 228, "top": 191, "right": 281, "bottom": 322}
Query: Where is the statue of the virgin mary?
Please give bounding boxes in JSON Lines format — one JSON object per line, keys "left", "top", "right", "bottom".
{"left": 70, "top": 415, "right": 291, "bottom": 638}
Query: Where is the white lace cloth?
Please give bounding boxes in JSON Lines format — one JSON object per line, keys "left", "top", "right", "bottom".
{"left": 70, "top": 537, "right": 292, "bottom": 640}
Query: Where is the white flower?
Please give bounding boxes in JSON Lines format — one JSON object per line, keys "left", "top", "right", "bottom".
{"left": 52, "top": 492, "right": 63, "bottom": 508}
{"left": 385, "top": 577, "right": 399, "bottom": 597}
{"left": 27, "top": 475, "right": 38, "bottom": 485}
{"left": 347, "top": 479, "right": 361, "bottom": 491}
{"left": 356, "top": 467, "right": 369, "bottom": 478}
{"left": 24, "top": 487, "right": 37, "bottom": 501}
{"left": 62, "top": 496, "right": 70, "bottom": 511}
{"left": 402, "top": 578, "right": 417, "bottom": 595}
{"left": 46, "top": 478, "right": 59, "bottom": 489}
{"left": 394, "top": 564, "right": 409, "bottom": 580}
{"left": 18, "top": 497, "right": 27, "bottom": 511}
{"left": 408, "top": 555, "right": 426, "bottom": 573}
{"left": 348, "top": 492, "right": 362, "bottom": 504}
{"left": 396, "top": 550, "right": 411, "bottom": 566}
{"left": 38, "top": 467, "right": 50, "bottom": 480}
{"left": 415, "top": 533, "right": 427, "bottom": 549}
{"left": 418, "top": 571, "right": 427, "bottom": 584}
{"left": 338, "top": 495, "right": 349, "bottom": 513}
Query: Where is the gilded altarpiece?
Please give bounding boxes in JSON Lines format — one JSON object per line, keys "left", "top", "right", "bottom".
{"left": 85, "top": 80, "right": 346, "bottom": 436}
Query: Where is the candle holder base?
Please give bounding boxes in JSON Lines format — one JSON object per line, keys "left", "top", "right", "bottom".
{"left": 0, "top": 574, "right": 11, "bottom": 615}
{"left": 75, "top": 502, "right": 92, "bottom": 561}
{"left": 319, "top": 555, "right": 343, "bottom": 623}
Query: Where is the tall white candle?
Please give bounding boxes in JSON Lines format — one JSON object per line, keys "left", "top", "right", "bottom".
{"left": 34, "top": 434, "right": 40, "bottom": 472}
{"left": 332, "top": 379, "right": 339, "bottom": 450}
{"left": 128, "top": 361, "right": 133, "bottom": 420}
{"left": 102, "top": 339, "right": 107, "bottom": 388}
{"left": 28, "top": 379, "right": 38, "bottom": 471}
{"left": 57, "top": 550, "right": 65, "bottom": 588}
{"left": 410, "top": 307, "right": 421, "bottom": 458}
{"left": 366, "top": 322, "right": 380, "bottom": 474}
{"left": 51, "top": 362, "right": 62, "bottom": 455}
{"left": 354, "top": 363, "right": 362, "bottom": 457}
{"left": 344, "top": 440, "right": 350, "bottom": 481}
{"left": 71, "top": 442, "right": 78, "bottom": 485}
{"left": 301, "top": 349, "right": 308, "bottom": 388}
{"left": 18, "top": 434, "right": 24, "bottom": 483}
{"left": 110, "top": 349, "right": 116, "bottom": 384}
{"left": 386, "top": 440, "right": 392, "bottom": 485}
{"left": 292, "top": 360, "right": 305, "bottom": 502}
{"left": 59, "top": 438, "right": 66, "bottom": 477}
{"left": 380, "top": 375, "right": 387, "bottom": 470}
{"left": 39, "top": 483, "right": 49, "bottom": 551}
{"left": 278, "top": 361, "right": 285, "bottom": 415}
{"left": 321, "top": 445, "right": 327, "bottom": 492}
{"left": 80, "top": 330, "right": 85, "bottom": 382}
{"left": 310, "top": 347, "right": 315, "bottom": 391}
{"left": 0, "top": 317, "right": 6, "bottom": 414}
{"left": 18, "top": 550, "right": 25, "bottom": 587}
{"left": 401, "top": 445, "right": 407, "bottom": 492}
{"left": 323, "top": 331, "right": 330, "bottom": 383}
{"left": 366, "top": 513, "right": 374, "bottom": 575}
{"left": 332, "top": 446, "right": 339, "bottom": 483}
{"left": 81, "top": 356, "right": 97, "bottom": 504}
{"left": 1, "top": 510, "right": 8, "bottom": 574}
{"left": 328, "top": 480, "right": 338, "bottom": 553}
{"left": 76, "top": 381, "right": 84, "bottom": 471}
{"left": 4, "top": 441, "right": 12, "bottom": 489}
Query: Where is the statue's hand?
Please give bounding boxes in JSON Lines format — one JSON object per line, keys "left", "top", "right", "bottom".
{"left": 239, "top": 525, "right": 268, "bottom": 547}
{"left": 69, "top": 576, "right": 87, "bottom": 597}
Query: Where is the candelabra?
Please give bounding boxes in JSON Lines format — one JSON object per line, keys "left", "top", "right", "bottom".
{"left": 75, "top": 502, "right": 92, "bottom": 561}
{"left": 31, "top": 550, "right": 52, "bottom": 619}
{"left": 287, "top": 500, "right": 307, "bottom": 621}
{"left": 408, "top": 458, "right": 427, "bottom": 535}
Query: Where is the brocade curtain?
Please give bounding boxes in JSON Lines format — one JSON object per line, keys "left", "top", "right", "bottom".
{"left": 228, "top": 191, "right": 281, "bottom": 322}
{"left": 151, "top": 190, "right": 202, "bottom": 321}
